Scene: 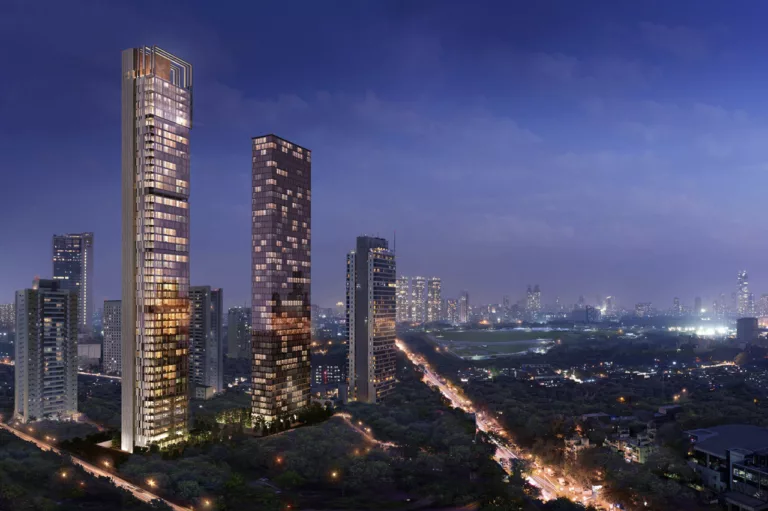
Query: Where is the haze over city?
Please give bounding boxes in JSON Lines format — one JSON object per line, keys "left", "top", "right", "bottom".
{"left": 4, "top": 1, "right": 768, "bottom": 308}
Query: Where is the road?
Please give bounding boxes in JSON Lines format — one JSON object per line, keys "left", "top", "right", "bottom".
{"left": 395, "top": 339, "right": 603, "bottom": 505}
{"left": 0, "top": 421, "right": 190, "bottom": 511}
{"left": 334, "top": 413, "right": 398, "bottom": 449}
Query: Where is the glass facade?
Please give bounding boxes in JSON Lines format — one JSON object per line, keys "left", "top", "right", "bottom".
{"left": 122, "top": 46, "right": 192, "bottom": 451}
{"left": 52, "top": 232, "right": 94, "bottom": 331}
{"left": 251, "top": 134, "right": 311, "bottom": 424}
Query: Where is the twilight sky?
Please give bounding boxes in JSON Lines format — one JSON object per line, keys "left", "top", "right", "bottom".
{"left": 2, "top": 0, "right": 768, "bottom": 311}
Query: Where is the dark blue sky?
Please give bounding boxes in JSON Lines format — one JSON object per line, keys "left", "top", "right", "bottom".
{"left": 2, "top": 0, "right": 768, "bottom": 310}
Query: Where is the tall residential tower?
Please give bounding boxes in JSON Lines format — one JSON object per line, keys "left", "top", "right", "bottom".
{"left": 102, "top": 300, "right": 121, "bottom": 375}
{"left": 396, "top": 276, "right": 410, "bottom": 323}
{"left": 411, "top": 276, "right": 427, "bottom": 323}
{"left": 227, "top": 306, "right": 251, "bottom": 359}
{"left": 346, "top": 236, "right": 397, "bottom": 403}
{"left": 251, "top": 135, "right": 311, "bottom": 424}
{"left": 52, "top": 232, "right": 94, "bottom": 332}
{"left": 121, "top": 46, "right": 192, "bottom": 452}
{"left": 427, "top": 277, "right": 442, "bottom": 323}
{"left": 189, "top": 287, "right": 224, "bottom": 394}
{"left": 14, "top": 279, "right": 78, "bottom": 423}
{"left": 458, "top": 290, "right": 469, "bottom": 323}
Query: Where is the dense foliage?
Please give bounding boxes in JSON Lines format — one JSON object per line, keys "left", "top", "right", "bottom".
{"left": 0, "top": 430, "right": 160, "bottom": 511}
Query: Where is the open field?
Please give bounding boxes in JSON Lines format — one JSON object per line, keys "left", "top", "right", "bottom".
{"left": 434, "top": 329, "right": 564, "bottom": 343}
{"left": 450, "top": 340, "right": 549, "bottom": 357}
{"left": 431, "top": 329, "right": 559, "bottom": 358}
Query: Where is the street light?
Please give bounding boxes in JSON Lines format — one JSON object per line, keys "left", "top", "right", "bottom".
{"left": 331, "top": 470, "right": 339, "bottom": 479}
{"left": 202, "top": 499, "right": 211, "bottom": 507}
{"left": 147, "top": 478, "right": 157, "bottom": 488}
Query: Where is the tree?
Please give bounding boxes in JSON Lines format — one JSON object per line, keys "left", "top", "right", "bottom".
{"left": 176, "top": 480, "right": 201, "bottom": 500}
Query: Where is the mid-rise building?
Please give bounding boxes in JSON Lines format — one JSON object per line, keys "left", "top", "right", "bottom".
{"left": 189, "top": 287, "right": 223, "bottom": 394}
{"left": 427, "top": 277, "right": 442, "bottom": 323}
{"left": 694, "top": 296, "right": 702, "bottom": 316}
{"left": 346, "top": 236, "right": 397, "bottom": 403}
{"left": 52, "top": 232, "right": 94, "bottom": 332}
{"left": 102, "top": 300, "right": 121, "bottom": 375}
{"left": 458, "top": 291, "right": 469, "bottom": 324}
{"left": 396, "top": 276, "right": 410, "bottom": 323}
{"left": 251, "top": 134, "right": 311, "bottom": 424}
{"left": 411, "top": 276, "right": 427, "bottom": 323}
{"left": 121, "top": 46, "right": 193, "bottom": 452}
{"left": 0, "top": 303, "right": 14, "bottom": 331}
{"left": 14, "top": 279, "right": 78, "bottom": 423}
{"left": 227, "top": 306, "right": 251, "bottom": 359}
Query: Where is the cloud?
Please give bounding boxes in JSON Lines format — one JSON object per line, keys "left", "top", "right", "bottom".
{"left": 639, "top": 22, "right": 708, "bottom": 60}
{"left": 527, "top": 52, "right": 657, "bottom": 86}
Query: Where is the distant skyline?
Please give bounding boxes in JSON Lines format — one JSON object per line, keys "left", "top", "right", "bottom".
{"left": 4, "top": 1, "right": 768, "bottom": 308}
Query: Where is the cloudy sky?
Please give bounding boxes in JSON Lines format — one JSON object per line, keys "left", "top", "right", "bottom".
{"left": 2, "top": 0, "right": 768, "bottom": 310}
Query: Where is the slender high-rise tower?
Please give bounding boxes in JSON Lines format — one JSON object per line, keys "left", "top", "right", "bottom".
{"left": 427, "top": 277, "right": 442, "bottom": 323}
{"left": 411, "top": 277, "right": 427, "bottom": 323}
{"left": 458, "top": 290, "right": 469, "bottom": 323}
{"left": 121, "top": 46, "right": 192, "bottom": 452}
{"left": 189, "top": 287, "right": 224, "bottom": 394}
{"left": 53, "top": 232, "right": 94, "bottom": 332}
{"left": 346, "top": 236, "right": 397, "bottom": 403}
{"left": 396, "top": 276, "right": 410, "bottom": 323}
{"left": 738, "top": 270, "right": 751, "bottom": 317}
{"left": 227, "top": 306, "right": 251, "bottom": 359}
{"left": 251, "top": 135, "right": 311, "bottom": 425}
{"left": 102, "top": 300, "right": 121, "bottom": 375}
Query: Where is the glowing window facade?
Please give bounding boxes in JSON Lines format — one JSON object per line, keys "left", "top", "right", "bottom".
{"left": 122, "top": 46, "right": 192, "bottom": 452}
{"left": 251, "top": 134, "right": 311, "bottom": 424}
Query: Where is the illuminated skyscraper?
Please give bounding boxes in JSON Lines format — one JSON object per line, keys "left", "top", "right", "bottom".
{"left": 227, "top": 306, "right": 251, "bottom": 359}
{"left": 251, "top": 134, "right": 311, "bottom": 424}
{"left": 396, "top": 276, "right": 410, "bottom": 323}
{"left": 52, "top": 232, "right": 93, "bottom": 332}
{"left": 346, "top": 236, "right": 397, "bottom": 403}
{"left": 427, "top": 277, "right": 442, "bottom": 323}
{"left": 738, "top": 270, "right": 751, "bottom": 316}
{"left": 121, "top": 46, "right": 192, "bottom": 452}
{"left": 189, "top": 287, "right": 223, "bottom": 394}
{"left": 15, "top": 279, "right": 78, "bottom": 423}
{"left": 411, "top": 276, "right": 427, "bottom": 323}
{"left": 446, "top": 298, "right": 458, "bottom": 324}
{"left": 102, "top": 300, "right": 121, "bottom": 375}
{"left": 458, "top": 290, "right": 469, "bottom": 323}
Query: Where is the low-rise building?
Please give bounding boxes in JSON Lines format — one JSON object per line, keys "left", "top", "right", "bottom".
{"left": 688, "top": 424, "right": 768, "bottom": 510}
